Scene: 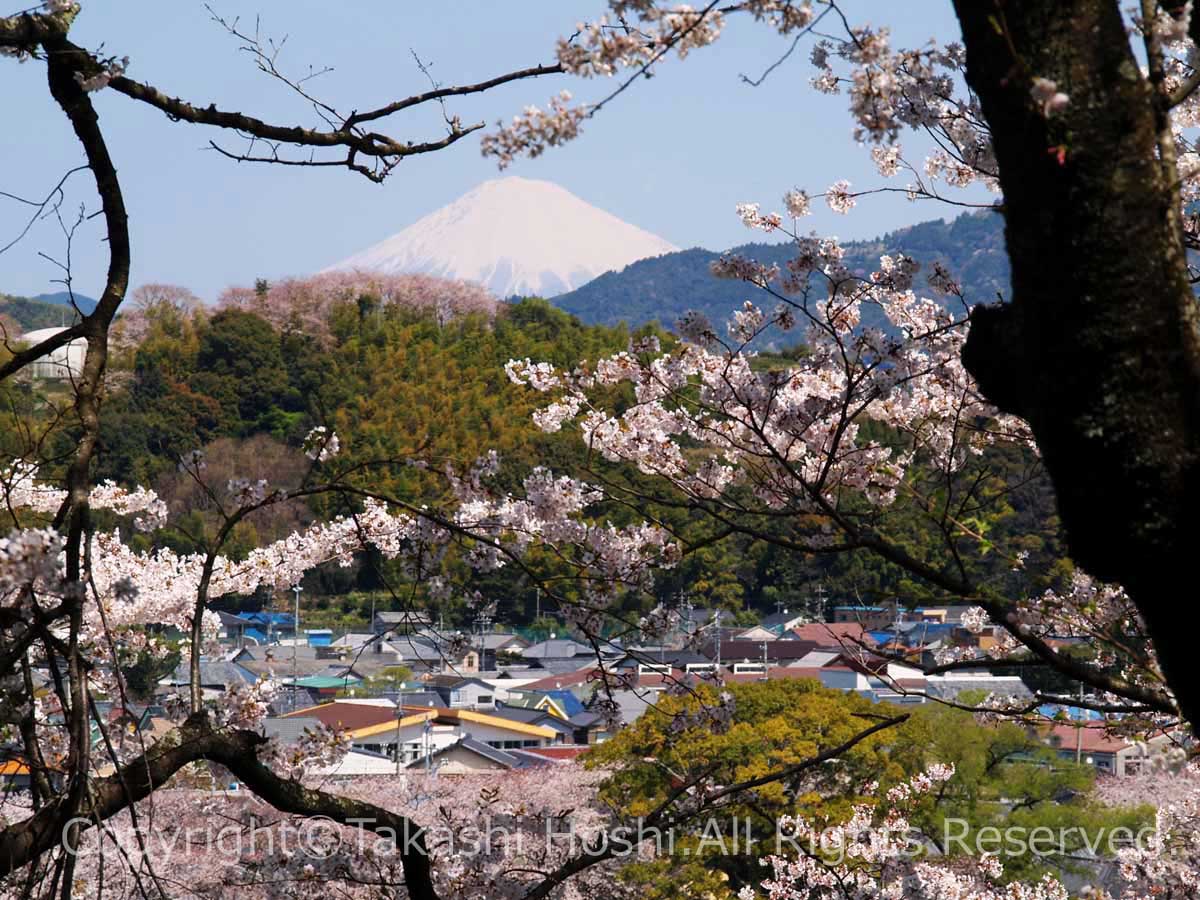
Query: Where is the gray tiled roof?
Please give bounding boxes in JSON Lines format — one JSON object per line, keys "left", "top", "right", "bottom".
{"left": 529, "top": 658, "right": 594, "bottom": 675}
{"left": 260, "top": 716, "right": 324, "bottom": 744}
{"left": 165, "top": 658, "right": 258, "bottom": 688}
{"left": 521, "top": 639, "right": 593, "bottom": 659}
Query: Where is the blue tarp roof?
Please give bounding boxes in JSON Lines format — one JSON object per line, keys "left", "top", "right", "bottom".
{"left": 240, "top": 612, "right": 294, "bottom": 626}
{"left": 1038, "top": 704, "right": 1103, "bottom": 721}
{"left": 541, "top": 689, "right": 585, "bottom": 717}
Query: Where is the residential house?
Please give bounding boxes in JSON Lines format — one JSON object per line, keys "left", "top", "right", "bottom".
{"left": 387, "top": 634, "right": 480, "bottom": 674}
{"left": 502, "top": 688, "right": 586, "bottom": 720}
{"left": 730, "top": 625, "right": 778, "bottom": 643}
{"left": 0, "top": 759, "right": 34, "bottom": 791}
{"left": 698, "top": 639, "right": 819, "bottom": 667}
{"left": 407, "top": 736, "right": 553, "bottom": 773}
{"left": 520, "top": 639, "right": 598, "bottom": 674}
{"left": 158, "top": 657, "right": 259, "bottom": 700}
{"left": 831, "top": 604, "right": 896, "bottom": 630}
{"left": 281, "top": 674, "right": 363, "bottom": 705}
{"left": 423, "top": 675, "right": 497, "bottom": 710}
{"left": 235, "top": 612, "right": 295, "bottom": 644}
{"left": 278, "top": 699, "right": 401, "bottom": 730}
{"left": 788, "top": 622, "right": 875, "bottom": 647}
{"left": 759, "top": 609, "right": 810, "bottom": 634}
{"left": 273, "top": 699, "right": 560, "bottom": 765}
{"left": 815, "top": 663, "right": 927, "bottom": 705}
{"left": 479, "top": 632, "right": 531, "bottom": 655}
{"left": 372, "top": 610, "right": 434, "bottom": 636}
{"left": 488, "top": 705, "right": 577, "bottom": 743}
{"left": 1042, "top": 723, "right": 1181, "bottom": 777}
{"left": 613, "top": 649, "right": 718, "bottom": 677}
{"left": 924, "top": 671, "right": 1033, "bottom": 703}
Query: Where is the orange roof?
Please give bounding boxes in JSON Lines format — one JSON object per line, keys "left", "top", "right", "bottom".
{"left": 0, "top": 760, "right": 30, "bottom": 776}
{"left": 281, "top": 701, "right": 397, "bottom": 731}
{"left": 1044, "top": 723, "right": 1130, "bottom": 755}
{"left": 522, "top": 668, "right": 599, "bottom": 691}
{"left": 790, "top": 623, "right": 875, "bottom": 646}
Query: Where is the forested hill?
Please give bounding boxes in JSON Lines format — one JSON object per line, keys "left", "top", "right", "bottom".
{"left": 0, "top": 279, "right": 1063, "bottom": 626}
{"left": 0, "top": 291, "right": 98, "bottom": 331}
{"left": 551, "top": 208, "right": 1009, "bottom": 331}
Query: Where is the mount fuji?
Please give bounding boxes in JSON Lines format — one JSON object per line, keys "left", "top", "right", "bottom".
{"left": 323, "top": 176, "right": 678, "bottom": 298}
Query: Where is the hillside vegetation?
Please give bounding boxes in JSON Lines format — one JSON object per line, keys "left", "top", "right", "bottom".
{"left": 1, "top": 216, "right": 1065, "bottom": 629}
{"left": 552, "top": 209, "right": 1008, "bottom": 333}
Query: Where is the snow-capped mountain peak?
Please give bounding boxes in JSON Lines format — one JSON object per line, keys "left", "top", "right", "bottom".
{"left": 322, "top": 176, "right": 678, "bottom": 298}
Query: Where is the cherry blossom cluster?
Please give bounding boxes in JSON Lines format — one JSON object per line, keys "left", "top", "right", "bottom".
{"left": 741, "top": 764, "right": 1073, "bottom": 900}
{"left": 2, "top": 465, "right": 168, "bottom": 531}
{"left": 75, "top": 55, "right": 128, "bottom": 93}
{"left": 302, "top": 426, "right": 340, "bottom": 462}
{"left": 933, "top": 570, "right": 1168, "bottom": 719}
{"left": 486, "top": 2, "right": 817, "bottom": 167}
{"left": 485, "top": 3, "right": 1015, "bottom": 218}
{"left": 1030, "top": 77, "right": 1071, "bottom": 118}
{"left": 217, "top": 271, "right": 498, "bottom": 340}
{"left": 215, "top": 678, "right": 280, "bottom": 730}
{"left": 507, "top": 234, "right": 1025, "bottom": 541}
{"left": 449, "top": 458, "right": 681, "bottom": 600}
{"left": 555, "top": 1, "right": 742, "bottom": 79}
{"left": 49, "top": 767, "right": 621, "bottom": 900}
{"left": 0, "top": 528, "right": 63, "bottom": 600}
{"left": 1087, "top": 764, "right": 1200, "bottom": 899}
{"left": 480, "top": 89, "right": 589, "bottom": 170}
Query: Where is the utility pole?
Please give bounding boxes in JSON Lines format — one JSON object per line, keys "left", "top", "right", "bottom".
{"left": 292, "top": 584, "right": 302, "bottom": 710}
{"left": 1076, "top": 681, "right": 1084, "bottom": 765}
{"left": 394, "top": 704, "right": 408, "bottom": 776}
{"left": 476, "top": 609, "right": 493, "bottom": 673}
{"left": 424, "top": 711, "right": 433, "bottom": 774}
{"left": 812, "top": 584, "right": 829, "bottom": 621}
{"left": 761, "top": 640, "right": 769, "bottom": 681}
{"left": 714, "top": 610, "right": 722, "bottom": 669}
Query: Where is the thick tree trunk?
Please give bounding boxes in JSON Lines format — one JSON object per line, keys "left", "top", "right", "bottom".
{"left": 952, "top": 0, "right": 1200, "bottom": 725}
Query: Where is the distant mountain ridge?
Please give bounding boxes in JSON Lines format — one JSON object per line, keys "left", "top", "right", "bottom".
{"left": 550, "top": 209, "right": 1009, "bottom": 334}
{"left": 324, "top": 176, "right": 679, "bottom": 299}
{"left": 33, "top": 291, "right": 98, "bottom": 313}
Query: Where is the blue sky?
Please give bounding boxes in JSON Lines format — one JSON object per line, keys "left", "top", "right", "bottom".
{"left": 1, "top": 2, "right": 966, "bottom": 301}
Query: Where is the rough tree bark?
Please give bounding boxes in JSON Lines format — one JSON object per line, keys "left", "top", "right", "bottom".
{"left": 952, "top": 0, "right": 1200, "bottom": 726}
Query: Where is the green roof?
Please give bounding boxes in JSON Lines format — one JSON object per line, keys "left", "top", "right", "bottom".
{"left": 287, "top": 675, "right": 362, "bottom": 689}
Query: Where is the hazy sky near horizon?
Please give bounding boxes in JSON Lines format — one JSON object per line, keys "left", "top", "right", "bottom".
{"left": 1, "top": 2, "right": 967, "bottom": 301}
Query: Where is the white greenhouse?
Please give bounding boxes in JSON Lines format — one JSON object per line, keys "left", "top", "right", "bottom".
{"left": 18, "top": 327, "right": 87, "bottom": 380}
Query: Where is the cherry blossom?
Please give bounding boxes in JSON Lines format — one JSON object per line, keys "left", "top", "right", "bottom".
{"left": 1030, "top": 77, "right": 1071, "bottom": 118}
{"left": 302, "top": 426, "right": 340, "bottom": 462}
{"left": 740, "top": 766, "right": 1073, "bottom": 900}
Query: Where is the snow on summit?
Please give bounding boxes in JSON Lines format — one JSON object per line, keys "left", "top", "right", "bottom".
{"left": 323, "top": 176, "right": 678, "bottom": 298}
